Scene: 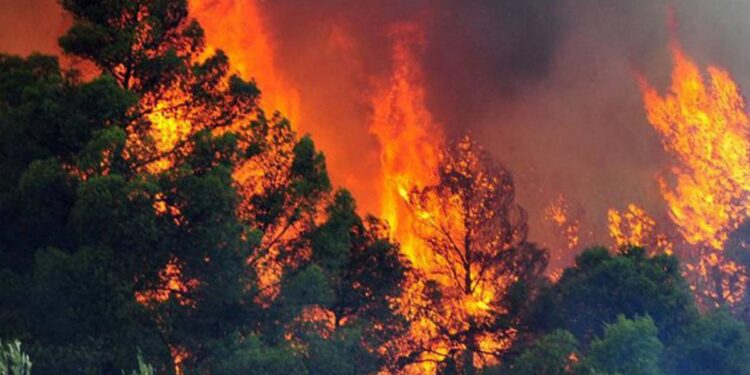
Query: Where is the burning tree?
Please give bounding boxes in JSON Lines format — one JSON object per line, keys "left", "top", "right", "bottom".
{"left": 60, "top": 0, "right": 259, "bottom": 173}
{"left": 608, "top": 204, "right": 674, "bottom": 255}
{"left": 402, "top": 136, "right": 548, "bottom": 374}
{"left": 638, "top": 42, "right": 750, "bottom": 309}
{"left": 0, "top": 1, "right": 403, "bottom": 373}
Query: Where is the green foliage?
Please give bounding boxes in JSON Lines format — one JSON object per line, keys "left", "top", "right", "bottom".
{"left": 0, "top": 53, "right": 134, "bottom": 272}
{"left": 665, "top": 309, "right": 750, "bottom": 375}
{"left": 725, "top": 221, "right": 750, "bottom": 323}
{"left": 290, "top": 136, "right": 331, "bottom": 198}
{"left": 278, "top": 265, "right": 335, "bottom": 321}
{"left": 301, "top": 326, "right": 380, "bottom": 375}
{"left": 26, "top": 246, "right": 165, "bottom": 374}
{"left": 25, "top": 340, "right": 114, "bottom": 375}
{"left": 271, "top": 190, "right": 408, "bottom": 372}
{"left": 508, "top": 330, "right": 580, "bottom": 375}
{"left": 77, "top": 126, "right": 128, "bottom": 176}
{"left": 531, "top": 247, "right": 696, "bottom": 343}
{"left": 0, "top": 2, "right": 408, "bottom": 373}
{"left": 59, "top": 0, "right": 202, "bottom": 95}
{"left": 125, "top": 353, "right": 155, "bottom": 375}
{"left": 204, "top": 335, "right": 307, "bottom": 375}
{"left": 7, "top": 2, "right": 748, "bottom": 375}
{"left": 0, "top": 54, "right": 133, "bottom": 179}
{"left": 586, "top": 315, "right": 663, "bottom": 375}
{"left": 310, "top": 190, "right": 408, "bottom": 330}
{"left": 0, "top": 340, "right": 31, "bottom": 375}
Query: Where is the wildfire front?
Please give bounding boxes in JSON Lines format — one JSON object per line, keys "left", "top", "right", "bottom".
{"left": 1, "top": 1, "right": 750, "bottom": 375}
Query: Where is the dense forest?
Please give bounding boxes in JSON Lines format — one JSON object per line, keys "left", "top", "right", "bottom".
{"left": 1, "top": 1, "right": 750, "bottom": 375}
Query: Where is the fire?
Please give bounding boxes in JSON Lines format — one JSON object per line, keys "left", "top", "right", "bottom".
{"left": 370, "top": 28, "right": 523, "bottom": 371}
{"left": 170, "top": 346, "right": 188, "bottom": 375}
{"left": 685, "top": 250, "right": 748, "bottom": 307}
{"left": 134, "top": 260, "right": 194, "bottom": 374}
{"left": 369, "top": 23, "right": 444, "bottom": 269}
{"left": 367, "top": 25, "right": 449, "bottom": 372}
{"left": 638, "top": 43, "right": 750, "bottom": 251}
{"left": 139, "top": 0, "right": 302, "bottom": 308}
{"left": 608, "top": 204, "right": 673, "bottom": 255}
{"left": 544, "top": 194, "right": 580, "bottom": 250}
{"left": 638, "top": 41, "right": 750, "bottom": 306}
{"left": 184, "top": 0, "right": 310, "bottom": 303}
{"left": 189, "top": 0, "right": 300, "bottom": 124}
{"left": 144, "top": 99, "right": 192, "bottom": 173}
{"left": 134, "top": 259, "right": 197, "bottom": 306}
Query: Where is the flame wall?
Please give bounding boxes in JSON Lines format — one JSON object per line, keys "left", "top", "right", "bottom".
{"left": 6, "top": 0, "right": 750, "bottom": 269}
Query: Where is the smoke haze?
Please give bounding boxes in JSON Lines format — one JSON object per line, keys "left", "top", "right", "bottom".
{"left": 4, "top": 0, "right": 750, "bottom": 266}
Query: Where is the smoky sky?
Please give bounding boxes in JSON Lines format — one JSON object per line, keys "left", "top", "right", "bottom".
{"left": 4, "top": 0, "right": 750, "bottom": 265}
{"left": 259, "top": 0, "right": 563, "bottom": 131}
{"left": 421, "top": 0, "right": 562, "bottom": 129}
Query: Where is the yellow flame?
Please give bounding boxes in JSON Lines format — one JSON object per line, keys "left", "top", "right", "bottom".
{"left": 639, "top": 40, "right": 749, "bottom": 307}
{"left": 189, "top": 0, "right": 300, "bottom": 124}
{"left": 608, "top": 204, "right": 673, "bottom": 255}
{"left": 369, "top": 24, "right": 444, "bottom": 269}
{"left": 639, "top": 44, "right": 750, "bottom": 250}
{"left": 544, "top": 194, "right": 580, "bottom": 250}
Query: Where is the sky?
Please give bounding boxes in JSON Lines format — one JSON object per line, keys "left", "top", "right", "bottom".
{"left": 3, "top": 0, "right": 750, "bottom": 265}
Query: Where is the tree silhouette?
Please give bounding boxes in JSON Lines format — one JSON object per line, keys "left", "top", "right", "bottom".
{"left": 404, "top": 135, "right": 547, "bottom": 374}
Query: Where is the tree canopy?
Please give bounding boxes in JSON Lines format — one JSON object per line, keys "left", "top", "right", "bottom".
{"left": 0, "top": 1, "right": 404, "bottom": 374}
{"left": 1, "top": 2, "right": 749, "bottom": 375}
{"left": 403, "top": 136, "right": 548, "bottom": 374}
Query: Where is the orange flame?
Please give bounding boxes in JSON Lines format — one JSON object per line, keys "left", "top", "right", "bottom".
{"left": 367, "top": 26, "right": 447, "bottom": 372}
{"left": 135, "top": 259, "right": 197, "bottom": 307}
{"left": 144, "top": 98, "right": 192, "bottom": 173}
{"left": 370, "top": 25, "right": 516, "bottom": 373}
{"left": 170, "top": 346, "right": 188, "bottom": 375}
{"left": 638, "top": 43, "right": 750, "bottom": 251}
{"left": 184, "top": 0, "right": 310, "bottom": 303}
{"left": 189, "top": 0, "right": 300, "bottom": 124}
{"left": 369, "top": 23, "right": 444, "bottom": 269}
{"left": 544, "top": 194, "right": 580, "bottom": 250}
{"left": 638, "top": 40, "right": 749, "bottom": 306}
{"left": 608, "top": 204, "right": 673, "bottom": 255}
{"left": 685, "top": 250, "right": 748, "bottom": 307}
{"left": 140, "top": 0, "right": 303, "bottom": 309}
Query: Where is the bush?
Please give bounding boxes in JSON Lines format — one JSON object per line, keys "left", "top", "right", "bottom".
{"left": 0, "top": 340, "right": 32, "bottom": 375}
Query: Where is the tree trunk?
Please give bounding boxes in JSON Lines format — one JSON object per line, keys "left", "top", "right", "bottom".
{"left": 463, "top": 320, "right": 476, "bottom": 375}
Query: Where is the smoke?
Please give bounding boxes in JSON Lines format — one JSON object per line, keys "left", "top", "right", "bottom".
{"left": 252, "top": 0, "right": 564, "bottom": 229}
{"left": 0, "top": 0, "right": 67, "bottom": 56}
{"left": 254, "top": 0, "right": 750, "bottom": 266}
{"left": 420, "top": 0, "right": 562, "bottom": 128}
{"left": 4, "top": 0, "right": 750, "bottom": 267}
{"left": 472, "top": 0, "right": 750, "bottom": 265}
{"left": 245, "top": 1, "right": 561, "bottom": 128}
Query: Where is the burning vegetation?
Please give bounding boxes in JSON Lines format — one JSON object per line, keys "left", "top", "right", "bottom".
{"left": 638, "top": 41, "right": 750, "bottom": 309}
{"left": 399, "top": 136, "right": 547, "bottom": 373}
{"left": 2, "top": 1, "right": 750, "bottom": 375}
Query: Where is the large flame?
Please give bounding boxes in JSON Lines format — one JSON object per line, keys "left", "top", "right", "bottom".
{"left": 369, "top": 24, "right": 444, "bottom": 268}
{"left": 136, "top": 3, "right": 303, "bottom": 371}
{"left": 638, "top": 42, "right": 749, "bottom": 306}
{"left": 370, "top": 25, "right": 515, "bottom": 373}
{"left": 142, "top": 0, "right": 304, "bottom": 312}
{"left": 638, "top": 43, "right": 750, "bottom": 251}
{"left": 367, "top": 25, "right": 446, "bottom": 373}
{"left": 189, "top": 0, "right": 300, "bottom": 124}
